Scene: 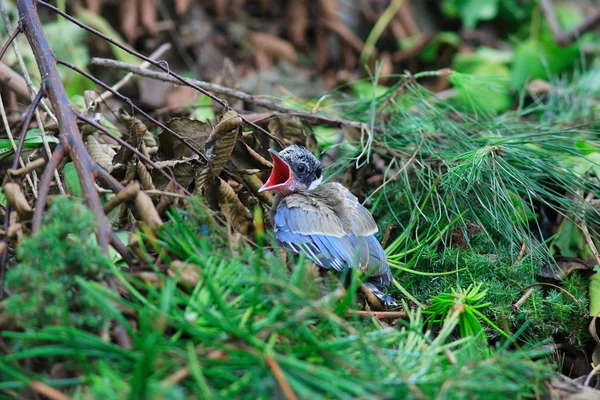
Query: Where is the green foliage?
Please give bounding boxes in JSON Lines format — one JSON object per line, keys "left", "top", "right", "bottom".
{"left": 4, "top": 197, "right": 111, "bottom": 330}
{"left": 425, "top": 283, "right": 508, "bottom": 340}
{"left": 1, "top": 198, "right": 551, "bottom": 398}
{"left": 0, "top": 129, "right": 59, "bottom": 160}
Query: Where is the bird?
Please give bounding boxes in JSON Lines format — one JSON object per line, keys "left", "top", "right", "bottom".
{"left": 258, "top": 145, "right": 394, "bottom": 305}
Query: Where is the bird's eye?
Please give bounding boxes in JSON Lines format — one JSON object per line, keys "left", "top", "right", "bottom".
{"left": 297, "top": 164, "right": 307, "bottom": 174}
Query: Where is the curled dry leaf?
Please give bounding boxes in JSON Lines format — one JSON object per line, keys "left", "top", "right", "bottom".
{"left": 135, "top": 190, "right": 163, "bottom": 233}
{"left": 156, "top": 182, "right": 180, "bottom": 215}
{"left": 136, "top": 161, "right": 156, "bottom": 191}
{"left": 168, "top": 260, "right": 201, "bottom": 287}
{"left": 249, "top": 32, "right": 298, "bottom": 65}
{"left": 218, "top": 178, "right": 253, "bottom": 235}
{"left": 228, "top": 141, "right": 272, "bottom": 174}
{"left": 85, "top": 0, "right": 103, "bottom": 13}
{"left": 287, "top": 0, "right": 308, "bottom": 47}
{"left": 152, "top": 157, "right": 202, "bottom": 189}
{"left": 213, "top": 58, "right": 243, "bottom": 109}
{"left": 242, "top": 173, "right": 273, "bottom": 206}
{"left": 120, "top": 0, "right": 139, "bottom": 44}
{"left": 3, "top": 182, "right": 32, "bottom": 219}
{"left": 140, "top": 0, "right": 158, "bottom": 37}
{"left": 206, "top": 110, "right": 242, "bottom": 177}
{"left": 316, "top": 0, "right": 337, "bottom": 23}
{"left": 175, "top": 0, "right": 193, "bottom": 15}
{"left": 539, "top": 256, "right": 593, "bottom": 281}
{"left": 86, "top": 134, "right": 116, "bottom": 172}
{"left": 268, "top": 116, "right": 317, "bottom": 150}
{"left": 160, "top": 118, "right": 212, "bottom": 159}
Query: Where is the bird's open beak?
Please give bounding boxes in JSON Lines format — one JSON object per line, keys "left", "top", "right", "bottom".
{"left": 259, "top": 149, "right": 295, "bottom": 193}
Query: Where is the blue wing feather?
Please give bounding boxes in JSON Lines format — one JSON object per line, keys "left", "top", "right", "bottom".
{"left": 274, "top": 202, "right": 385, "bottom": 277}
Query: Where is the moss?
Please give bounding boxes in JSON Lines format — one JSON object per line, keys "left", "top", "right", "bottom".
{"left": 4, "top": 197, "right": 111, "bottom": 330}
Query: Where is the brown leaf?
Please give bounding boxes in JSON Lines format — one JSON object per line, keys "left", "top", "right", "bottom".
{"left": 175, "top": 0, "right": 193, "bottom": 15}
{"left": 539, "top": 256, "right": 593, "bottom": 281}
{"left": 213, "top": 59, "right": 243, "bottom": 109}
{"left": 152, "top": 157, "right": 203, "bottom": 189}
{"left": 287, "top": 0, "right": 308, "bottom": 47}
{"left": 3, "top": 182, "right": 32, "bottom": 219}
{"left": 86, "top": 134, "right": 116, "bottom": 172}
{"left": 135, "top": 191, "right": 163, "bottom": 233}
{"left": 168, "top": 260, "right": 200, "bottom": 287}
{"left": 140, "top": 0, "right": 158, "bottom": 37}
{"left": 165, "top": 86, "right": 198, "bottom": 110}
{"left": 218, "top": 178, "right": 253, "bottom": 235}
{"left": 268, "top": 116, "right": 317, "bottom": 150}
{"left": 206, "top": 110, "right": 242, "bottom": 177}
{"left": 120, "top": 0, "right": 139, "bottom": 44}
{"left": 160, "top": 118, "right": 212, "bottom": 159}
{"left": 249, "top": 32, "right": 298, "bottom": 65}
{"left": 86, "top": 0, "right": 104, "bottom": 13}
{"left": 214, "top": 0, "right": 229, "bottom": 18}
{"left": 228, "top": 141, "right": 272, "bottom": 173}
{"left": 317, "top": 0, "right": 337, "bottom": 22}
{"left": 242, "top": 173, "right": 273, "bottom": 206}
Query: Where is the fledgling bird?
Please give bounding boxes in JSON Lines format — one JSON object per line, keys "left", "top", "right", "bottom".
{"left": 258, "top": 145, "right": 394, "bottom": 304}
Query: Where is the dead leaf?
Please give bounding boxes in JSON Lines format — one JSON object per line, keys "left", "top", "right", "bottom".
{"left": 287, "top": 0, "right": 308, "bottom": 47}
{"left": 546, "top": 374, "right": 600, "bottom": 399}
{"left": 213, "top": 58, "right": 243, "bottom": 109}
{"left": 206, "top": 110, "right": 242, "bottom": 177}
{"left": 317, "top": 0, "right": 337, "bottom": 23}
{"left": 120, "top": 0, "right": 139, "bottom": 44}
{"left": 140, "top": 0, "right": 158, "bottom": 37}
{"left": 160, "top": 118, "right": 212, "bottom": 159}
{"left": 268, "top": 116, "right": 317, "bottom": 150}
{"left": 227, "top": 141, "right": 272, "bottom": 173}
{"left": 539, "top": 256, "right": 593, "bottom": 281}
{"left": 86, "top": 134, "right": 116, "bottom": 172}
{"left": 242, "top": 173, "right": 273, "bottom": 206}
{"left": 3, "top": 182, "right": 32, "bottom": 219}
{"left": 152, "top": 157, "right": 203, "bottom": 189}
{"left": 249, "top": 32, "right": 298, "bottom": 65}
{"left": 135, "top": 191, "right": 163, "bottom": 233}
{"left": 168, "top": 260, "right": 200, "bottom": 287}
{"left": 218, "top": 178, "right": 253, "bottom": 235}
{"left": 175, "top": 0, "right": 193, "bottom": 15}
{"left": 165, "top": 86, "right": 198, "bottom": 110}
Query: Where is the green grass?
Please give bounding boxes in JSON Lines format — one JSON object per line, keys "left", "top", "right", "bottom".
{"left": 3, "top": 67, "right": 600, "bottom": 397}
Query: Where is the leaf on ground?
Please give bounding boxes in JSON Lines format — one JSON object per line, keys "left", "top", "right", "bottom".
{"left": 86, "top": 134, "right": 116, "bottom": 172}
{"left": 160, "top": 117, "right": 213, "bottom": 159}
{"left": 539, "top": 256, "right": 592, "bottom": 281}
{"left": 227, "top": 141, "right": 272, "bottom": 174}
{"left": 218, "top": 178, "right": 253, "bottom": 235}
{"left": 206, "top": 110, "right": 242, "bottom": 177}
{"left": 268, "top": 116, "right": 317, "bottom": 150}
{"left": 152, "top": 158, "right": 203, "bottom": 189}
{"left": 249, "top": 32, "right": 298, "bottom": 65}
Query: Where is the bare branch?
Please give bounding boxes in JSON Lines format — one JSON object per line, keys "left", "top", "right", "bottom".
{"left": 0, "top": 26, "right": 19, "bottom": 60}
{"left": 541, "top": 0, "right": 600, "bottom": 46}
{"left": 18, "top": 0, "right": 109, "bottom": 250}
{"left": 90, "top": 57, "right": 370, "bottom": 131}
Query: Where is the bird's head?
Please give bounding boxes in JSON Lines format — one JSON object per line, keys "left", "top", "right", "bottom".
{"left": 259, "top": 145, "right": 323, "bottom": 194}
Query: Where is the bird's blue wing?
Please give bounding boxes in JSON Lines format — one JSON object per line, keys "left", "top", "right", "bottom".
{"left": 274, "top": 204, "right": 368, "bottom": 271}
{"left": 364, "top": 235, "right": 392, "bottom": 286}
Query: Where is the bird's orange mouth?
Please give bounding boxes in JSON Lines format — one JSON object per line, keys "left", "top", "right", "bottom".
{"left": 259, "top": 149, "right": 294, "bottom": 193}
